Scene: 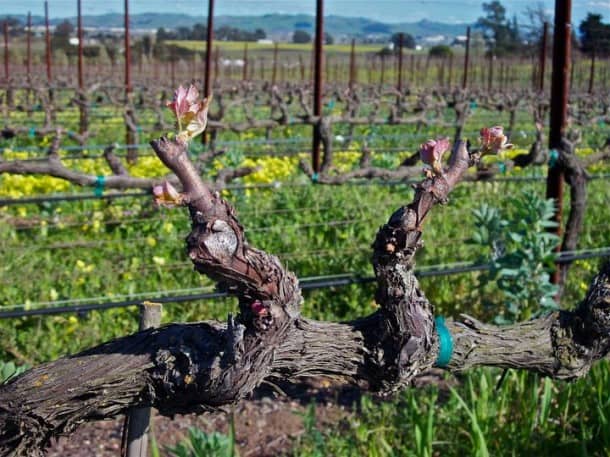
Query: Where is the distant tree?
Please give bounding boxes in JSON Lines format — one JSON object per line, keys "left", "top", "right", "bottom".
{"left": 176, "top": 26, "right": 191, "bottom": 40}
{"left": 521, "top": 2, "right": 551, "bottom": 53}
{"left": 324, "top": 33, "right": 334, "bottom": 45}
{"left": 54, "top": 20, "right": 74, "bottom": 38}
{"left": 156, "top": 27, "right": 176, "bottom": 42}
{"left": 215, "top": 25, "right": 262, "bottom": 42}
{"left": 390, "top": 32, "right": 416, "bottom": 50}
{"left": 1, "top": 16, "right": 23, "bottom": 36}
{"left": 377, "top": 47, "right": 394, "bottom": 57}
{"left": 293, "top": 30, "right": 312, "bottom": 44}
{"left": 579, "top": 13, "right": 610, "bottom": 55}
{"left": 51, "top": 20, "right": 74, "bottom": 51}
{"left": 428, "top": 44, "right": 453, "bottom": 58}
{"left": 141, "top": 35, "right": 153, "bottom": 58}
{"left": 476, "top": 1, "right": 521, "bottom": 55}
{"left": 192, "top": 23, "right": 207, "bottom": 40}
{"left": 2, "top": 16, "right": 21, "bottom": 27}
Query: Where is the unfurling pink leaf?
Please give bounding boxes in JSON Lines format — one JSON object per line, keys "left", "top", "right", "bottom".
{"left": 165, "top": 84, "right": 212, "bottom": 143}
{"left": 419, "top": 137, "right": 450, "bottom": 175}
{"left": 479, "top": 126, "right": 513, "bottom": 155}
{"left": 152, "top": 181, "right": 184, "bottom": 207}
{"left": 178, "top": 96, "right": 212, "bottom": 143}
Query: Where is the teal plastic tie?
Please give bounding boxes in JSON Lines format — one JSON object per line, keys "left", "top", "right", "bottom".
{"left": 470, "top": 101, "right": 478, "bottom": 109}
{"left": 94, "top": 175, "right": 106, "bottom": 197}
{"left": 498, "top": 162, "right": 506, "bottom": 174}
{"left": 311, "top": 172, "right": 319, "bottom": 183}
{"left": 327, "top": 99, "right": 335, "bottom": 109}
{"left": 549, "top": 149, "right": 559, "bottom": 168}
{"left": 434, "top": 316, "right": 453, "bottom": 367}
{"left": 136, "top": 126, "right": 143, "bottom": 134}
{"left": 28, "top": 127, "right": 36, "bottom": 138}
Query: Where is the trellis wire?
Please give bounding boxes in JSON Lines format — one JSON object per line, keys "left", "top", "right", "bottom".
{"left": 3, "top": 171, "right": 606, "bottom": 207}
{"left": 1, "top": 247, "right": 608, "bottom": 319}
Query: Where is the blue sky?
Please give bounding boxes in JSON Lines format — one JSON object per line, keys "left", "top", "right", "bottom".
{"left": 4, "top": 0, "right": 609, "bottom": 26}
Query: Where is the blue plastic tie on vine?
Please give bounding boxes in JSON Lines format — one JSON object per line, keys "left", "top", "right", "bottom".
{"left": 311, "top": 172, "right": 319, "bottom": 183}
{"left": 28, "top": 127, "right": 36, "bottom": 138}
{"left": 327, "top": 99, "right": 335, "bottom": 110}
{"left": 136, "top": 126, "right": 143, "bottom": 134}
{"left": 470, "top": 101, "right": 478, "bottom": 109}
{"left": 94, "top": 175, "right": 106, "bottom": 197}
{"left": 434, "top": 316, "right": 453, "bottom": 367}
{"left": 498, "top": 162, "right": 506, "bottom": 174}
{"left": 549, "top": 149, "right": 559, "bottom": 168}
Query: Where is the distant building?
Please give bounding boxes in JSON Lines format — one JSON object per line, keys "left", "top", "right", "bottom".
{"left": 68, "top": 37, "right": 100, "bottom": 46}
{"left": 422, "top": 35, "right": 446, "bottom": 45}
{"left": 452, "top": 35, "right": 468, "bottom": 46}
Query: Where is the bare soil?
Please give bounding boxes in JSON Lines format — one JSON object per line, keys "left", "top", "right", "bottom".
{"left": 46, "top": 371, "right": 449, "bottom": 456}
{"left": 46, "top": 381, "right": 362, "bottom": 457}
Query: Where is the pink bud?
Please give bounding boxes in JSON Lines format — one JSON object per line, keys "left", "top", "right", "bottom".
{"left": 479, "top": 126, "right": 513, "bottom": 154}
{"left": 250, "top": 300, "right": 268, "bottom": 317}
{"left": 419, "top": 137, "right": 450, "bottom": 175}
{"left": 152, "top": 181, "right": 183, "bottom": 207}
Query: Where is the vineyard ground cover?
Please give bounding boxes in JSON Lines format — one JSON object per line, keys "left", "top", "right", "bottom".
{"left": 1, "top": 86, "right": 610, "bottom": 455}
{"left": 166, "top": 39, "right": 388, "bottom": 55}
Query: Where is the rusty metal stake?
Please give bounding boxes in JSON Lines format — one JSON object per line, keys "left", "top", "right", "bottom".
{"left": 202, "top": 0, "right": 214, "bottom": 145}
{"left": 26, "top": 12, "right": 31, "bottom": 80}
{"left": 349, "top": 38, "right": 356, "bottom": 90}
{"left": 45, "top": 1, "right": 52, "bottom": 82}
{"left": 3, "top": 21, "right": 8, "bottom": 82}
{"left": 312, "top": 0, "right": 324, "bottom": 175}
{"left": 462, "top": 26, "right": 471, "bottom": 89}
{"left": 397, "top": 33, "right": 403, "bottom": 92}
{"left": 242, "top": 42, "right": 248, "bottom": 81}
{"left": 539, "top": 22, "right": 548, "bottom": 92}
{"left": 547, "top": 0, "right": 571, "bottom": 285}
{"left": 588, "top": 48, "right": 596, "bottom": 94}
{"left": 272, "top": 42, "right": 278, "bottom": 85}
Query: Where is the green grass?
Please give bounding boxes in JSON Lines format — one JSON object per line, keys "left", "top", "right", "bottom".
{"left": 292, "top": 364, "right": 610, "bottom": 457}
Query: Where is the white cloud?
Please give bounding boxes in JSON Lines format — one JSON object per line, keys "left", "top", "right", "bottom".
{"left": 587, "top": 1, "right": 610, "bottom": 9}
